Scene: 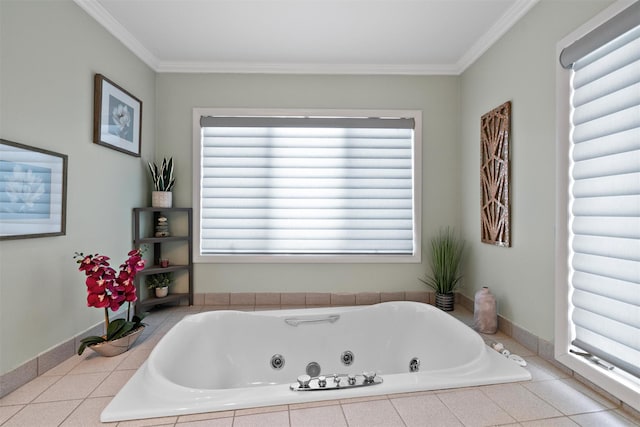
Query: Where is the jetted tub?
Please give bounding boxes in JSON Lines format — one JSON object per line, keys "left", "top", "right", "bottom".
{"left": 102, "top": 301, "right": 531, "bottom": 422}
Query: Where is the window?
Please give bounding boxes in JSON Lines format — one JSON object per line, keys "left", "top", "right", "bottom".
{"left": 192, "top": 109, "right": 421, "bottom": 263}
{"left": 556, "top": 1, "right": 640, "bottom": 411}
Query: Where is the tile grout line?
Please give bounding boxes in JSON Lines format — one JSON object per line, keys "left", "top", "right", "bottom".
{"left": 432, "top": 390, "right": 471, "bottom": 427}
{"left": 62, "top": 312, "right": 177, "bottom": 427}
{"left": 385, "top": 394, "right": 409, "bottom": 427}
{"left": 338, "top": 401, "right": 349, "bottom": 427}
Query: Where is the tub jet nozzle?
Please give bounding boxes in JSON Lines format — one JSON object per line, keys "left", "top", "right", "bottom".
{"left": 270, "top": 354, "right": 285, "bottom": 370}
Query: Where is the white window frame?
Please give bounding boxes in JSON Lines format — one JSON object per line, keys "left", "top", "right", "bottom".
{"left": 192, "top": 108, "right": 422, "bottom": 264}
{"left": 555, "top": 0, "right": 640, "bottom": 412}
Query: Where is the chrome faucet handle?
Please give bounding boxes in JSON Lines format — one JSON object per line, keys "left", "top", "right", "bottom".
{"left": 363, "top": 371, "right": 376, "bottom": 383}
{"left": 297, "top": 374, "right": 311, "bottom": 388}
{"left": 318, "top": 375, "right": 327, "bottom": 387}
{"left": 348, "top": 374, "right": 356, "bottom": 385}
{"left": 334, "top": 375, "right": 342, "bottom": 387}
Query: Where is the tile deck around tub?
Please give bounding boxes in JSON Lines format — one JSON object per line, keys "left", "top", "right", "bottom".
{"left": 1, "top": 305, "right": 639, "bottom": 427}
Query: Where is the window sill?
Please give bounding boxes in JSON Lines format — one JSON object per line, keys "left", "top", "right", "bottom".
{"left": 194, "top": 253, "right": 421, "bottom": 264}
{"left": 555, "top": 351, "right": 640, "bottom": 413}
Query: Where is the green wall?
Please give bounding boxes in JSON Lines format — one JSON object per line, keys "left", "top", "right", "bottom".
{"left": 0, "top": 0, "right": 156, "bottom": 375}
{"left": 0, "top": 0, "right": 615, "bottom": 377}
{"left": 156, "top": 73, "right": 460, "bottom": 293}
{"left": 459, "top": 0, "right": 612, "bottom": 341}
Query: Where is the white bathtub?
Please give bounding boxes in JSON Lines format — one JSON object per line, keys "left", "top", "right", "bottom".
{"left": 101, "top": 301, "right": 531, "bottom": 422}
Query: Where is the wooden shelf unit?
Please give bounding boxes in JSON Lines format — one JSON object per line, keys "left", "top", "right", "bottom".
{"left": 132, "top": 207, "right": 193, "bottom": 314}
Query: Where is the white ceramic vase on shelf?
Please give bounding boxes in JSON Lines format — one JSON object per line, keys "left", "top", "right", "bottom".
{"left": 152, "top": 191, "right": 172, "bottom": 208}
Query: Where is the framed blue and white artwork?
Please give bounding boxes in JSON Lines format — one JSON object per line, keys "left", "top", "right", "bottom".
{"left": 93, "top": 74, "right": 142, "bottom": 157}
{"left": 0, "top": 139, "right": 68, "bottom": 240}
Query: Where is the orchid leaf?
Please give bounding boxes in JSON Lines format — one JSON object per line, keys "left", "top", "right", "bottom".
{"left": 132, "top": 313, "right": 147, "bottom": 323}
{"left": 77, "top": 336, "right": 106, "bottom": 355}
{"left": 106, "top": 318, "right": 129, "bottom": 340}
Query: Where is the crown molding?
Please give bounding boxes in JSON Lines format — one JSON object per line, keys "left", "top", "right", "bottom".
{"left": 455, "top": 0, "right": 540, "bottom": 74}
{"left": 73, "top": 0, "right": 160, "bottom": 71}
{"left": 155, "top": 61, "right": 460, "bottom": 75}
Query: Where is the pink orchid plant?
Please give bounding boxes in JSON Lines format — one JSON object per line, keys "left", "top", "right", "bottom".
{"left": 74, "top": 249, "right": 146, "bottom": 355}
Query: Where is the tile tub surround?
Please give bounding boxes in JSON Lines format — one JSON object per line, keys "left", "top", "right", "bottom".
{"left": 0, "top": 305, "right": 640, "bottom": 427}
{"left": 0, "top": 292, "right": 433, "bottom": 398}
{"left": 0, "top": 294, "right": 637, "bottom": 426}
{"left": 197, "top": 291, "right": 437, "bottom": 310}
{"left": 100, "top": 301, "right": 530, "bottom": 421}
{"left": 1, "top": 305, "right": 639, "bottom": 426}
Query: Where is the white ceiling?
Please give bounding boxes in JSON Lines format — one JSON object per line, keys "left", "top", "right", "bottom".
{"left": 74, "top": 0, "right": 539, "bottom": 75}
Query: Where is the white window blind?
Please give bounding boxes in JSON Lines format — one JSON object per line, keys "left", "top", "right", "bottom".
{"left": 568, "top": 23, "right": 640, "bottom": 378}
{"left": 198, "top": 115, "right": 417, "bottom": 257}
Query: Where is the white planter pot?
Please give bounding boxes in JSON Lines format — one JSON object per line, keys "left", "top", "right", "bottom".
{"left": 152, "top": 191, "right": 172, "bottom": 208}
{"left": 155, "top": 286, "right": 169, "bottom": 298}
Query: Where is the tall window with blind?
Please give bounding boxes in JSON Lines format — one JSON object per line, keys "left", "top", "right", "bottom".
{"left": 193, "top": 110, "right": 421, "bottom": 263}
{"left": 556, "top": 1, "right": 639, "bottom": 409}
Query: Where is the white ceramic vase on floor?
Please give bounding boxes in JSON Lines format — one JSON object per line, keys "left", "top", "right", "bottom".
{"left": 474, "top": 286, "right": 497, "bottom": 333}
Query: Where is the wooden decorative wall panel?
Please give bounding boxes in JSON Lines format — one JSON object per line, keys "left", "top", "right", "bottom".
{"left": 480, "top": 101, "right": 511, "bottom": 247}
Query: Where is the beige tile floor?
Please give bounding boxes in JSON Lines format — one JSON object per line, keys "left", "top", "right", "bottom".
{"left": 1, "top": 305, "right": 639, "bottom": 427}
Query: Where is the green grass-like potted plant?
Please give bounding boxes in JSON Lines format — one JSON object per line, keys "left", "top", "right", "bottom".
{"left": 148, "top": 157, "right": 175, "bottom": 208}
{"left": 420, "top": 227, "right": 465, "bottom": 311}
{"left": 147, "top": 272, "right": 173, "bottom": 298}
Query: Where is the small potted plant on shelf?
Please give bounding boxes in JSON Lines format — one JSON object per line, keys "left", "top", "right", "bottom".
{"left": 147, "top": 272, "right": 173, "bottom": 298}
{"left": 74, "top": 249, "right": 147, "bottom": 356}
{"left": 148, "top": 157, "right": 175, "bottom": 208}
{"left": 419, "top": 227, "right": 465, "bottom": 311}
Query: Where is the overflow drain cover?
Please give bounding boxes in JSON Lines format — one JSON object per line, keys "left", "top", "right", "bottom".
{"left": 306, "top": 361, "right": 321, "bottom": 377}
